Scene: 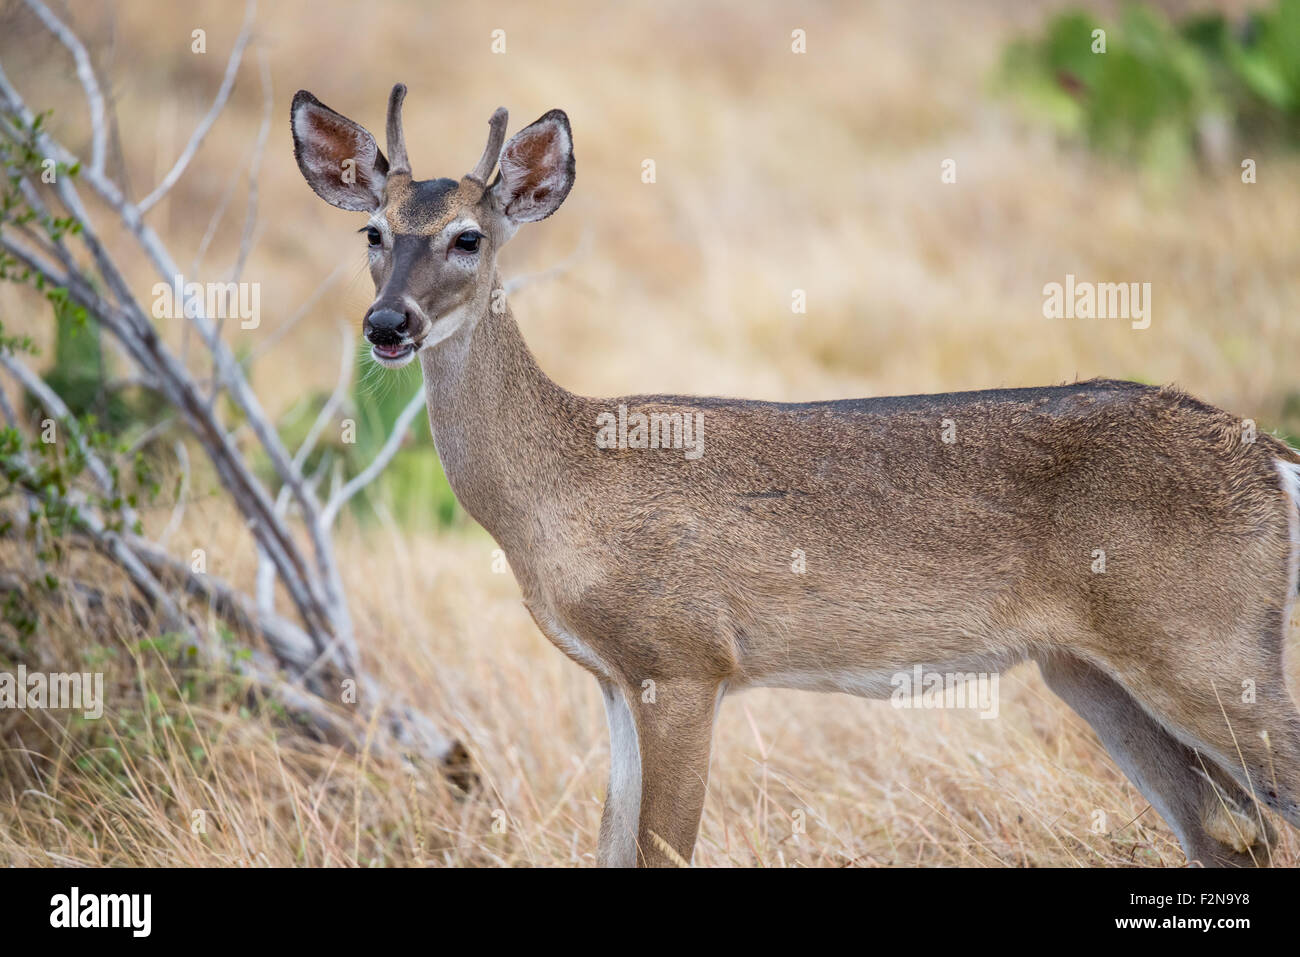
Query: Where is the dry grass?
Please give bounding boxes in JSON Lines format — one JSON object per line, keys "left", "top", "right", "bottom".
{"left": 2, "top": 0, "right": 1300, "bottom": 866}
{"left": 9, "top": 512, "right": 1295, "bottom": 868}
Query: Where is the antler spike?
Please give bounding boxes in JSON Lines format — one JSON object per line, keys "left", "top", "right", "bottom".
{"left": 386, "top": 83, "right": 411, "bottom": 176}
{"left": 468, "top": 107, "right": 509, "bottom": 185}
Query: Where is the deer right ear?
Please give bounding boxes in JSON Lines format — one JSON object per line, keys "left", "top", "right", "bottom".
{"left": 291, "top": 91, "right": 389, "bottom": 212}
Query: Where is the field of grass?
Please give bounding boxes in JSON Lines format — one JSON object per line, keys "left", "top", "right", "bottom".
{"left": 1, "top": 0, "right": 1298, "bottom": 866}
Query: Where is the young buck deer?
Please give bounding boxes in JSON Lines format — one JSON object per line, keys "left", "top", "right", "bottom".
{"left": 292, "top": 84, "right": 1300, "bottom": 868}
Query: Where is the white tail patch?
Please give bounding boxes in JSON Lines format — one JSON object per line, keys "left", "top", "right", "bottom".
{"left": 1275, "top": 458, "right": 1300, "bottom": 629}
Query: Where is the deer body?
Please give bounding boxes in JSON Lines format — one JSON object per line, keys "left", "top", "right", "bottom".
{"left": 293, "top": 86, "right": 1300, "bottom": 867}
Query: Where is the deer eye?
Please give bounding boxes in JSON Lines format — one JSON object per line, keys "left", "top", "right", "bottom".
{"left": 453, "top": 230, "right": 482, "bottom": 253}
{"left": 365, "top": 226, "right": 382, "bottom": 247}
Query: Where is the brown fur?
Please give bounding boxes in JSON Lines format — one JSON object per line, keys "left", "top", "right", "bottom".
{"left": 385, "top": 174, "right": 484, "bottom": 235}
{"left": 292, "top": 90, "right": 1300, "bottom": 867}
{"left": 423, "top": 299, "right": 1300, "bottom": 866}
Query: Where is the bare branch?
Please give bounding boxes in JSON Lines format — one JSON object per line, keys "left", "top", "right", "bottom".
{"left": 0, "top": 371, "right": 320, "bottom": 689}
{"left": 246, "top": 258, "right": 353, "bottom": 366}
{"left": 256, "top": 324, "right": 353, "bottom": 613}
{"left": 229, "top": 44, "right": 272, "bottom": 284}
{"left": 2, "top": 65, "right": 321, "bottom": 526}
{"left": 0, "top": 75, "right": 351, "bottom": 645}
{"left": 0, "top": 229, "right": 336, "bottom": 652}
{"left": 136, "top": 0, "right": 256, "bottom": 215}
{"left": 189, "top": 154, "right": 246, "bottom": 276}
{"left": 0, "top": 347, "right": 138, "bottom": 530}
{"left": 0, "top": 59, "right": 138, "bottom": 225}
{"left": 0, "top": 377, "right": 19, "bottom": 429}
{"left": 292, "top": 324, "right": 355, "bottom": 478}
{"left": 158, "top": 438, "right": 189, "bottom": 547}
{"left": 207, "top": 42, "right": 272, "bottom": 404}
{"left": 320, "top": 387, "right": 426, "bottom": 530}
{"left": 120, "top": 414, "right": 175, "bottom": 458}
{"left": 1, "top": 454, "right": 190, "bottom": 638}
{"left": 0, "top": 12, "right": 469, "bottom": 781}
{"left": 22, "top": 0, "right": 107, "bottom": 176}
{"left": 503, "top": 228, "right": 593, "bottom": 295}
{"left": 125, "top": 533, "right": 320, "bottom": 675}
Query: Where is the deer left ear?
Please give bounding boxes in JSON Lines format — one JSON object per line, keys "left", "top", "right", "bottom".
{"left": 491, "top": 110, "right": 575, "bottom": 224}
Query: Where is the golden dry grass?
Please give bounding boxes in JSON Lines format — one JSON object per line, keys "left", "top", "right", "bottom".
{"left": 1, "top": 0, "right": 1299, "bottom": 866}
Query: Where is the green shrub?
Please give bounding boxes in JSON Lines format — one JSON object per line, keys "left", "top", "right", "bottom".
{"left": 999, "top": 1, "right": 1300, "bottom": 169}
{"left": 37, "top": 293, "right": 137, "bottom": 433}
{"left": 275, "top": 344, "right": 461, "bottom": 529}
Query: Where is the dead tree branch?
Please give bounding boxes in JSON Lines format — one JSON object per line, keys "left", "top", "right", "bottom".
{"left": 0, "top": 3, "right": 469, "bottom": 779}
{"left": 136, "top": 0, "right": 256, "bottom": 215}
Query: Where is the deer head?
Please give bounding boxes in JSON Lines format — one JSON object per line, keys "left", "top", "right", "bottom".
{"left": 290, "top": 84, "right": 575, "bottom": 368}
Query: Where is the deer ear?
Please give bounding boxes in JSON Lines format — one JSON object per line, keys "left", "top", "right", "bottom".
{"left": 491, "top": 109, "right": 574, "bottom": 224}
{"left": 291, "top": 91, "right": 389, "bottom": 212}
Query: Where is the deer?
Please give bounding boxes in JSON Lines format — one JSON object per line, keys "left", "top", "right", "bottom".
{"left": 291, "top": 83, "right": 1300, "bottom": 868}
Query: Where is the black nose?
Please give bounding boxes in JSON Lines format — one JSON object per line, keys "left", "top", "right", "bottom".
{"left": 365, "top": 306, "right": 409, "bottom": 345}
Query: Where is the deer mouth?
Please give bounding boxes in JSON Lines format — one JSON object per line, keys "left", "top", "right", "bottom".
{"left": 371, "top": 341, "right": 416, "bottom": 368}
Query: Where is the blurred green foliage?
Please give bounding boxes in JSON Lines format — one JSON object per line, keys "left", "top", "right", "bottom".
{"left": 347, "top": 343, "right": 460, "bottom": 528}
{"left": 38, "top": 294, "right": 137, "bottom": 432}
{"left": 275, "top": 343, "right": 460, "bottom": 529}
{"left": 999, "top": 0, "right": 1300, "bottom": 170}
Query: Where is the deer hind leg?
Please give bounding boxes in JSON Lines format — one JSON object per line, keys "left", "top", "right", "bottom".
{"left": 1115, "top": 617, "right": 1300, "bottom": 840}
{"left": 1038, "top": 653, "right": 1275, "bottom": 867}
{"left": 627, "top": 676, "right": 720, "bottom": 867}
{"left": 1181, "top": 668, "right": 1300, "bottom": 838}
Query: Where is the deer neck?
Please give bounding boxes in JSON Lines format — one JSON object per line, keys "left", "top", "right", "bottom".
{"left": 417, "top": 279, "right": 578, "bottom": 549}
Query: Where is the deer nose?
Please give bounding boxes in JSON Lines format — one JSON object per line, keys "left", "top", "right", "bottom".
{"left": 364, "top": 306, "right": 409, "bottom": 345}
